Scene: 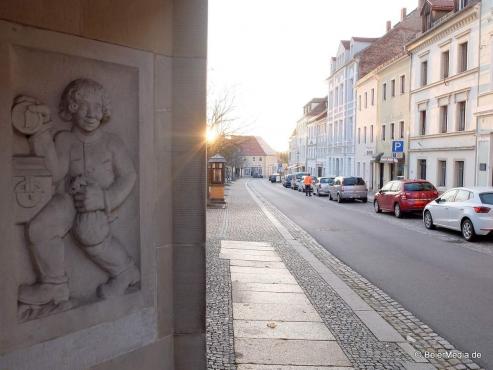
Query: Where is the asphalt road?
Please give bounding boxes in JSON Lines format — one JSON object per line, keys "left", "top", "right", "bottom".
{"left": 249, "top": 179, "right": 493, "bottom": 368}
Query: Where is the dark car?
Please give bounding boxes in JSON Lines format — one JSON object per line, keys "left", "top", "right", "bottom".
{"left": 283, "top": 174, "right": 294, "bottom": 188}
{"left": 374, "top": 179, "right": 438, "bottom": 218}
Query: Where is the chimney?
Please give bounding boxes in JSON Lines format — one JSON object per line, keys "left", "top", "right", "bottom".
{"left": 386, "top": 21, "right": 392, "bottom": 32}
{"left": 401, "top": 7, "right": 407, "bottom": 21}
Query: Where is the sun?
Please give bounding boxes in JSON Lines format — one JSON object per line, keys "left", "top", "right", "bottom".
{"left": 206, "top": 127, "right": 217, "bottom": 143}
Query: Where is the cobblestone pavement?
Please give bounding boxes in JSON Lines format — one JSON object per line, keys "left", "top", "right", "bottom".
{"left": 206, "top": 180, "right": 483, "bottom": 370}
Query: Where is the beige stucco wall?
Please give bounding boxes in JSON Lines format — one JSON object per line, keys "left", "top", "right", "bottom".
{"left": 0, "top": 1, "right": 207, "bottom": 369}
{"left": 355, "top": 74, "right": 378, "bottom": 187}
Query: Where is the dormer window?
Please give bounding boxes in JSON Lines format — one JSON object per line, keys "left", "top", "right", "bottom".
{"left": 458, "top": 0, "right": 469, "bottom": 10}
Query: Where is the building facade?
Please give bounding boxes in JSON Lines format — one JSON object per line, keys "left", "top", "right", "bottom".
{"left": 476, "top": 0, "right": 493, "bottom": 186}
{"left": 355, "top": 73, "right": 378, "bottom": 187}
{"left": 326, "top": 38, "right": 377, "bottom": 177}
{"left": 408, "top": 0, "right": 480, "bottom": 191}
{"left": 237, "top": 136, "right": 278, "bottom": 177}
{"left": 375, "top": 55, "right": 412, "bottom": 189}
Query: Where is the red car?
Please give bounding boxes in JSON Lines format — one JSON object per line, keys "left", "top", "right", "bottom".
{"left": 374, "top": 179, "right": 438, "bottom": 218}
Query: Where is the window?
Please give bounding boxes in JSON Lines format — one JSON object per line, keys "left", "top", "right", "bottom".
{"left": 458, "top": 0, "right": 469, "bottom": 10}
{"left": 404, "top": 182, "right": 435, "bottom": 191}
{"left": 399, "top": 121, "right": 404, "bottom": 138}
{"left": 370, "top": 125, "right": 374, "bottom": 142}
{"left": 418, "top": 159, "right": 427, "bottom": 180}
{"left": 358, "top": 95, "right": 361, "bottom": 111}
{"left": 371, "top": 88, "right": 375, "bottom": 105}
{"left": 457, "top": 101, "right": 466, "bottom": 131}
{"left": 357, "top": 162, "right": 361, "bottom": 176}
{"left": 382, "top": 124, "right": 386, "bottom": 141}
{"left": 420, "top": 110, "right": 427, "bottom": 135}
{"left": 253, "top": 157, "right": 255, "bottom": 161}
{"left": 421, "top": 61, "right": 428, "bottom": 86}
{"left": 441, "top": 189, "right": 458, "bottom": 202}
{"left": 458, "top": 42, "right": 468, "bottom": 73}
{"left": 383, "top": 83, "right": 387, "bottom": 101}
{"left": 335, "top": 87, "right": 339, "bottom": 106}
{"left": 441, "top": 50, "right": 450, "bottom": 79}
{"left": 400, "top": 75, "right": 405, "bottom": 94}
{"left": 390, "top": 123, "right": 395, "bottom": 139}
{"left": 455, "top": 190, "right": 472, "bottom": 202}
{"left": 440, "top": 105, "right": 448, "bottom": 133}
{"left": 479, "top": 192, "right": 493, "bottom": 204}
{"left": 455, "top": 161, "right": 465, "bottom": 187}
{"left": 364, "top": 92, "right": 368, "bottom": 108}
{"left": 364, "top": 126, "right": 367, "bottom": 143}
{"left": 438, "top": 160, "right": 446, "bottom": 187}
{"left": 391, "top": 79, "right": 396, "bottom": 97}
{"left": 358, "top": 127, "right": 361, "bottom": 144}
{"left": 259, "top": 157, "right": 262, "bottom": 161}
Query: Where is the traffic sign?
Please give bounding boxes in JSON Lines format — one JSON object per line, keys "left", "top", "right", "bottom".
{"left": 392, "top": 140, "right": 404, "bottom": 153}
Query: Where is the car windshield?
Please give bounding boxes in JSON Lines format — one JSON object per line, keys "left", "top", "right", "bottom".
{"left": 479, "top": 192, "right": 493, "bottom": 205}
{"left": 320, "top": 178, "right": 330, "bottom": 183}
{"left": 343, "top": 177, "right": 365, "bottom": 186}
{"left": 404, "top": 182, "right": 434, "bottom": 191}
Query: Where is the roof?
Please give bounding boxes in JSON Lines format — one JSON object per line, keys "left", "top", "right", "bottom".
{"left": 352, "top": 37, "right": 379, "bottom": 43}
{"left": 234, "top": 136, "right": 276, "bottom": 157}
{"left": 422, "top": 0, "right": 454, "bottom": 14}
{"left": 341, "top": 40, "right": 350, "bottom": 49}
{"left": 356, "top": 8, "right": 421, "bottom": 79}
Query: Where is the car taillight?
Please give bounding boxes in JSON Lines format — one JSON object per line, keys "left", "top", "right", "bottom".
{"left": 401, "top": 192, "right": 410, "bottom": 200}
{"left": 473, "top": 206, "right": 491, "bottom": 214}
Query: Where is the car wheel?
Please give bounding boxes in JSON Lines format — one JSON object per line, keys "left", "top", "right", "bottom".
{"left": 337, "top": 193, "right": 342, "bottom": 203}
{"left": 374, "top": 200, "right": 381, "bottom": 213}
{"left": 423, "top": 211, "right": 435, "bottom": 230}
{"left": 461, "top": 218, "right": 476, "bottom": 242}
{"left": 394, "top": 203, "right": 403, "bottom": 218}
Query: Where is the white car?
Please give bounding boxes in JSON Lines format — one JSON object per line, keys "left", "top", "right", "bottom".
{"left": 423, "top": 187, "right": 493, "bottom": 241}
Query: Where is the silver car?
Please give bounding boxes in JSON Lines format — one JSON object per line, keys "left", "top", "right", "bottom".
{"left": 329, "top": 176, "right": 368, "bottom": 203}
{"left": 315, "top": 177, "right": 334, "bottom": 196}
{"left": 423, "top": 187, "right": 493, "bottom": 241}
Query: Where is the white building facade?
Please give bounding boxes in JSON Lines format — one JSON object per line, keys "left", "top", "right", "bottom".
{"left": 408, "top": 2, "right": 480, "bottom": 191}
{"left": 326, "top": 38, "right": 377, "bottom": 177}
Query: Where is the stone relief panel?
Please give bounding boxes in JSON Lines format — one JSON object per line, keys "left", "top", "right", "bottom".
{"left": 10, "top": 47, "right": 141, "bottom": 322}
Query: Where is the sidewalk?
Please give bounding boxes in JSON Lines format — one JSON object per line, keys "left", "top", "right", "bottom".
{"left": 206, "top": 179, "right": 482, "bottom": 370}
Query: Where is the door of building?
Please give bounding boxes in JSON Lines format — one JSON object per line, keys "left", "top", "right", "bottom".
{"left": 379, "top": 163, "right": 384, "bottom": 189}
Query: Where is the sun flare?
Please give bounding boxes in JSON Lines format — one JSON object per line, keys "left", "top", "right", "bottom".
{"left": 206, "top": 128, "right": 217, "bottom": 143}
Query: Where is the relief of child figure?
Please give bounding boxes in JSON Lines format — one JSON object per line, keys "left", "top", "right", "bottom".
{"left": 18, "top": 78, "right": 140, "bottom": 306}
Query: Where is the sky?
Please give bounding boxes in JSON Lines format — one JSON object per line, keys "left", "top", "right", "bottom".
{"left": 208, "top": 0, "right": 419, "bottom": 152}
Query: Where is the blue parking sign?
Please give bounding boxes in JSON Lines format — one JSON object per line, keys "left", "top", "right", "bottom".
{"left": 392, "top": 141, "right": 404, "bottom": 153}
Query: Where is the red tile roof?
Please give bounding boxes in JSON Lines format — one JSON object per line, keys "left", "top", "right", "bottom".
{"left": 234, "top": 136, "right": 276, "bottom": 156}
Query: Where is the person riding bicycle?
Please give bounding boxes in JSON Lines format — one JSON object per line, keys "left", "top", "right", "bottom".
{"left": 304, "top": 175, "right": 313, "bottom": 197}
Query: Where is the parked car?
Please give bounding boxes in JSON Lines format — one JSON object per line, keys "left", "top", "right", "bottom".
{"left": 291, "top": 172, "right": 310, "bottom": 190}
{"left": 315, "top": 177, "right": 335, "bottom": 196}
{"left": 300, "top": 176, "right": 317, "bottom": 192}
{"left": 423, "top": 187, "right": 493, "bottom": 241}
{"left": 374, "top": 180, "right": 438, "bottom": 218}
{"left": 282, "top": 174, "right": 293, "bottom": 188}
{"left": 328, "top": 176, "right": 368, "bottom": 203}
{"left": 269, "top": 173, "right": 281, "bottom": 183}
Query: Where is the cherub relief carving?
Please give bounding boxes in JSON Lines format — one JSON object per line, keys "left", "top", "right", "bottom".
{"left": 12, "top": 79, "right": 140, "bottom": 319}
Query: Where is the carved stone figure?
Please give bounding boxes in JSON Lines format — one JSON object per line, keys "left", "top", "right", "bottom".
{"left": 13, "top": 79, "right": 140, "bottom": 315}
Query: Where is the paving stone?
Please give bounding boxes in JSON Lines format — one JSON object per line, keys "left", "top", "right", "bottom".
{"left": 222, "top": 240, "right": 272, "bottom": 248}
{"left": 235, "top": 338, "right": 351, "bottom": 367}
{"left": 238, "top": 365, "right": 353, "bottom": 370}
{"left": 231, "top": 266, "right": 293, "bottom": 276}
{"left": 231, "top": 272, "right": 297, "bottom": 284}
{"left": 234, "top": 320, "right": 335, "bottom": 341}
{"left": 230, "top": 260, "right": 287, "bottom": 269}
{"left": 402, "top": 362, "right": 437, "bottom": 370}
{"left": 222, "top": 245, "right": 276, "bottom": 251}
{"left": 221, "top": 249, "right": 279, "bottom": 257}
{"left": 233, "top": 303, "right": 322, "bottom": 322}
{"left": 233, "top": 282, "right": 303, "bottom": 293}
{"left": 221, "top": 253, "right": 283, "bottom": 262}
{"left": 354, "top": 310, "right": 405, "bottom": 342}
{"left": 233, "top": 291, "right": 310, "bottom": 305}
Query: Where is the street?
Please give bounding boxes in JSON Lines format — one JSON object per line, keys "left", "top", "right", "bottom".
{"left": 249, "top": 179, "right": 493, "bottom": 368}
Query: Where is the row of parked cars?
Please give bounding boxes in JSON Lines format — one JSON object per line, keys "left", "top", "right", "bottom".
{"left": 281, "top": 172, "right": 493, "bottom": 242}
